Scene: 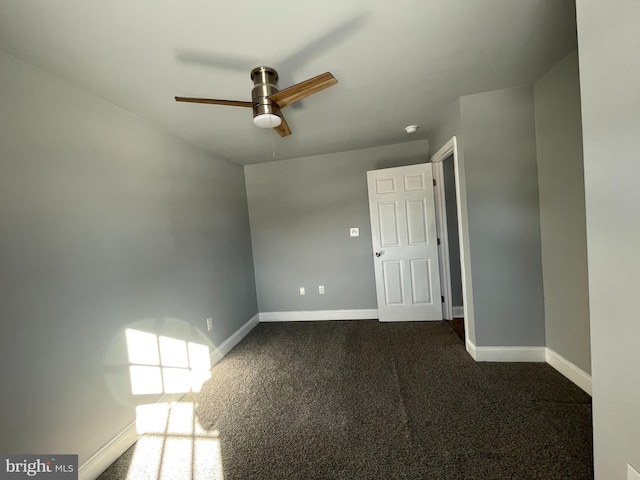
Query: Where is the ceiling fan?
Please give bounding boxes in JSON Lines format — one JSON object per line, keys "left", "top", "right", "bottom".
{"left": 175, "top": 67, "right": 338, "bottom": 137}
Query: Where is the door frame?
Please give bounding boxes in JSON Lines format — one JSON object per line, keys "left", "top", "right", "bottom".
{"left": 430, "top": 136, "right": 475, "bottom": 352}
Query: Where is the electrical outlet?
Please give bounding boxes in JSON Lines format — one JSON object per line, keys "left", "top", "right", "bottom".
{"left": 628, "top": 463, "right": 640, "bottom": 480}
{"left": 206, "top": 317, "right": 213, "bottom": 331}
{"left": 319, "top": 285, "right": 325, "bottom": 294}
{"left": 299, "top": 287, "right": 305, "bottom": 295}
{"left": 350, "top": 227, "right": 359, "bottom": 237}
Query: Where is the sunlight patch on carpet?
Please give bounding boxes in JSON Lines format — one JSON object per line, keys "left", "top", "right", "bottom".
{"left": 128, "top": 401, "right": 223, "bottom": 480}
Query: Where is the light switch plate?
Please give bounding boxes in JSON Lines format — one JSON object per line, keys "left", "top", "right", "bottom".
{"left": 350, "top": 227, "right": 359, "bottom": 237}
{"left": 299, "top": 287, "right": 305, "bottom": 295}
{"left": 628, "top": 463, "right": 640, "bottom": 480}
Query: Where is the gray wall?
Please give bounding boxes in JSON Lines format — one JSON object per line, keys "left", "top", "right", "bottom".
{"left": 245, "top": 141, "right": 429, "bottom": 313}
{"left": 533, "top": 51, "right": 591, "bottom": 374}
{"left": 0, "top": 51, "right": 257, "bottom": 464}
{"left": 576, "top": 1, "right": 640, "bottom": 477}
{"left": 429, "top": 99, "right": 462, "bottom": 160}
{"left": 460, "top": 86, "right": 545, "bottom": 347}
{"left": 443, "top": 157, "right": 463, "bottom": 308}
{"left": 430, "top": 87, "right": 546, "bottom": 348}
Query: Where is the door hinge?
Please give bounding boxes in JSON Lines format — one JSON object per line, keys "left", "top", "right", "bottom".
{"left": 437, "top": 238, "right": 441, "bottom": 245}
{"left": 433, "top": 178, "right": 436, "bottom": 187}
{"left": 441, "top": 296, "right": 445, "bottom": 303}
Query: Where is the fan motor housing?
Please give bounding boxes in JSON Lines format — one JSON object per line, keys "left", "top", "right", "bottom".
{"left": 250, "top": 66, "right": 282, "bottom": 123}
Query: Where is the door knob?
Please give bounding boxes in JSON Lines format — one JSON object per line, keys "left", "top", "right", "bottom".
{"left": 375, "top": 252, "right": 383, "bottom": 257}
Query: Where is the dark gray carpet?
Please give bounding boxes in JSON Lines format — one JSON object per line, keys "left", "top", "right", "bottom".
{"left": 99, "top": 320, "right": 593, "bottom": 479}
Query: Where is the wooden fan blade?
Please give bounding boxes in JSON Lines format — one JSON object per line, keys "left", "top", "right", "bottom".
{"left": 274, "top": 113, "right": 292, "bottom": 137}
{"left": 175, "top": 97, "right": 253, "bottom": 108}
{"left": 268, "top": 72, "right": 337, "bottom": 109}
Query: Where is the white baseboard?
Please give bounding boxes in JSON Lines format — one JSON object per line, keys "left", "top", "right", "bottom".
{"left": 78, "top": 418, "right": 138, "bottom": 480}
{"left": 465, "top": 338, "right": 477, "bottom": 360}
{"left": 545, "top": 348, "right": 592, "bottom": 396}
{"left": 465, "top": 341, "right": 592, "bottom": 394}
{"left": 210, "top": 313, "right": 259, "bottom": 366}
{"left": 259, "top": 309, "right": 379, "bottom": 322}
{"left": 78, "top": 392, "right": 182, "bottom": 480}
{"left": 78, "top": 313, "right": 259, "bottom": 480}
{"left": 452, "top": 306, "right": 464, "bottom": 318}
{"left": 466, "top": 340, "right": 546, "bottom": 362}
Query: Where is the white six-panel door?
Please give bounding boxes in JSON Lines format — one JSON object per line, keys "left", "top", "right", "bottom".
{"left": 367, "top": 164, "right": 442, "bottom": 321}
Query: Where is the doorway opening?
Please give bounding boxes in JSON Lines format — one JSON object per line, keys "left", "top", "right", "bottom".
{"left": 434, "top": 154, "right": 464, "bottom": 338}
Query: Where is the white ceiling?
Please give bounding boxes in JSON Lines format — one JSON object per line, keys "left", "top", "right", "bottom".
{"left": 0, "top": 0, "right": 577, "bottom": 165}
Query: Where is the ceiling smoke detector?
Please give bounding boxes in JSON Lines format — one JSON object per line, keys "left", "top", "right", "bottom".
{"left": 405, "top": 125, "right": 419, "bottom": 134}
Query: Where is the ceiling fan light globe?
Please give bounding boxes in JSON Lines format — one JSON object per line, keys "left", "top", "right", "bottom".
{"left": 253, "top": 113, "right": 282, "bottom": 128}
